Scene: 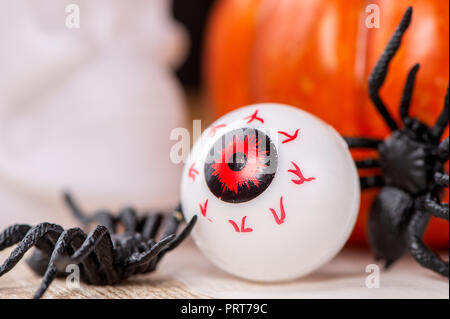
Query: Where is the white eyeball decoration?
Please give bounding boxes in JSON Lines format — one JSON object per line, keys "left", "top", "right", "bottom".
{"left": 181, "top": 103, "right": 360, "bottom": 282}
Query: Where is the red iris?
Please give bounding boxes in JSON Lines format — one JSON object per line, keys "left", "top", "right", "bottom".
{"left": 205, "top": 128, "right": 277, "bottom": 203}
{"left": 211, "top": 134, "right": 268, "bottom": 194}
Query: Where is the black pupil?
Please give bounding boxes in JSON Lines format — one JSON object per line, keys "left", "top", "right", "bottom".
{"left": 228, "top": 152, "right": 247, "bottom": 171}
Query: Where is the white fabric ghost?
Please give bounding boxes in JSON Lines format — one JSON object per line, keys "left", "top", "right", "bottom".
{"left": 0, "top": 0, "right": 188, "bottom": 226}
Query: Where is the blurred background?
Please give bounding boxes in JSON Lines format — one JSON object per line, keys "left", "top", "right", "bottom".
{"left": 0, "top": 0, "right": 448, "bottom": 249}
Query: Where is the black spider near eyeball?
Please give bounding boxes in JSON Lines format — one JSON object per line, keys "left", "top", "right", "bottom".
{"left": 345, "top": 7, "right": 449, "bottom": 277}
{"left": 0, "top": 193, "right": 197, "bottom": 299}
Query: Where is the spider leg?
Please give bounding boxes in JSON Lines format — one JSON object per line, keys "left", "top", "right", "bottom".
{"left": 63, "top": 192, "right": 91, "bottom": 224}
{"left": 425, "top": 197, "right": 448, "bottom": 221}
{"left": 356, "top": 159, "right": 380, "bottom": 169}
{"left": 437, "top": 137, "right": 449, "bottom": 161}
{"left": 0, "top": 224, "right": 58, "bottom": 276}
{"left": 119, "top": 207, "right": 138, "bottom": 233}
{"left": 425, "top": 137, "right": 449, "bottom": 220}
{"left": 61, "top": 230, "right": 104, "bottom": 286}
{"left": 67, "top": 226, "right": 110, "bottom": 263}
{"left": 424, "top": 138, "right": 449, "bottom": 220}
{"left": 368, "top": 7, "right": 413, "bottom": 131}
{"left": 53, "top": 225, "right": 120, "bottom": 284}
{"left": 434, "top": 172, "right": 449, "bottom": 188}
{"left": 425, "top": 172, "right": 449, "bottom": 220}
{"left": 407, "top": 205, "right": 449, "bottom": 277}
{"left": 0, "top": 223, "right": 63, "bottom": 277}
{"left": 344, "top": 137, "right": 382, "bottom": 149}
{"left": 33, "top": 228, "right": 81, "bottom": 299}
{"left": 32, "top": 227, "right": 107, "bottom": 298}
{"left": 147, "top": 214, "right": 198, "bottom": 272}
{"left": 90, "top": 211, "right": 116, "bottom": 233}
{"left": 141, "top": 213, "right": 163, "bottom": 239}
{"left": 160, "top": 208, "right": 184, "bottom": 239}
{"left": 430, "top": 87, "right": 449, "bottom": 141}
{"left": 400, "top": 64, "right": 420, "bottom": 123}
{"left": 160, "top": 212, "right": 197, "bottom": 253}
{"left": 122, "top": 234, "right": 175, "bottom": 278}
{"left": 63, "top": 192, "right": 116, "bottom": 233}
{"left": 360, "top": 176, "right": 384, "bottom": 190}
{"left": 0, "top": 224, "right": 31, "bottom": 251}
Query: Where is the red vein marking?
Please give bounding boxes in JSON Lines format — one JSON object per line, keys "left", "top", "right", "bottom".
{"left": 243, "top": 110, "right": 264, "bottom": 124}
{"left": 208, "top": 124, "right": 227, "bottom": 137}
{"left": 199, "top": 199, "right": 212, "bottom": 222}
{"left": 288, "top": 161, "right": 316, "bottom": 185}
{"left": 188, "top": 163, "right": 199, "bottom": 182}
{"left": 269, "top": 196, "right": 286, "bottom": 225}
{"left": 240, "top": 216, "right": 253, "bottom": 232}
{"left": 199, "top": 199, "right": 208, "bottom": 216}
{"left": 228, "top": 220, "right": 240, "bottom": 232}
{"left": 278, "top": 129, "right": 300, "bottom": 144}
{"left": 228, "top": 216, "right": 253, "bottom": 232}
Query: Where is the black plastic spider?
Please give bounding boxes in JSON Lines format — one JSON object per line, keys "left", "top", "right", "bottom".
{"left": 0, "top": 192, "right": 197, "bottom": 298}
{"left": 345, "top": 7, "right": 449, "bottom": 277}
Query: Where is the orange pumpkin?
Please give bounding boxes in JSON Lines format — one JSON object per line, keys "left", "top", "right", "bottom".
{"left": 203, "top": 0, "right": 449, "bottom": 247}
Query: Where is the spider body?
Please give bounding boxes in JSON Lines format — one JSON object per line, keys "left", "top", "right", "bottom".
{"left": 378, "top": 126, "right": 440, "bottom": 195}
{"left": 346, "top": 7, "right": 449, "bottom": 276}
{"left": 0, "top": 193, "right": 197, "bottom": 298}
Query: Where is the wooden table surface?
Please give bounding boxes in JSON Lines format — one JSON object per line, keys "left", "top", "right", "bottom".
{"left": 1, "top": 238, "right": 448, "bottom": 299}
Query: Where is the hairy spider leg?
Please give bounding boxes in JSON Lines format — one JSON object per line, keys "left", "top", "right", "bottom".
{"left": 434, "top": 172, "right": 449, "bottom": 189}
{"left": 63, "top": 192, "right": 116, "bottom": 233}
{"left": 425, "top": 138, "right": 449, "bottom": 220}
{"left": 438, "top": 137, "right": 449, "bottom": 160}
{"left": 0, "top": 223, "right": 63, "bottom": 277}
{"left": 0, "top": 225, "right": 32, "bottom": 251}
{"left": 0, "top": 225, "right": 58, "bottom": 257}
{"left": 119, "top": 207, "right": 139, "bottom": 233}
{"left": 437, "top": 138, "right": 448, "bottom": 173}
{"left": 146, "top": 214, "right": 198, "bottom": 272}
{"left": 408, "top": 138, "right": 449, "bottom": 277}
{"left": 407, "top": 204, "right": 449, "bottom": 277}
{"left": 344, "top": 138, "right": 384, "bottom": 189}
{"left": 356, "top": 159, "right": 380, "bottom": 169}
{"left": 368, "top": 7, "right": 412, "bottom": 131}
{"left": 33, "top": 229, "right": 73, "bottom": 299}
{"left": 122, "top": 234, "right": 175, "bottom": 278}
{"left": 159, "top": 214, "right": 198, "bottom": 254}
{"left": 141, "top": 213, "right": 163, "bottom": 239}
{"left": 344, "top": 137, "right": 383, "bottom": 172}
{"left": 52, "top": 225, "right": 120, "bottom": 283}
{"left": 344, "top": 137, "right": 382, "bottom": 149}
{"left": 33, "top": 227, "right": 105, "bottom": 298}
{"left": 430, "top": 88, "right": 449, "bottom": 142}
{"left": 400, "top": 64, "right": 420, "bottom": 123}
{"left": 138, "top": 208, "right": 187, "bottom": 274}
{"left": 425, "top": 191, "right": 449, "bottom": 221}
{"left": 360, "top": 176, "right": 385, "bottom": 190}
